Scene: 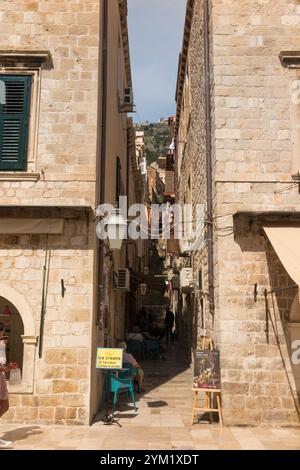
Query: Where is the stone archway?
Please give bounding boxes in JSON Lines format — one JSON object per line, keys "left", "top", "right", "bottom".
{"left": 0, "top": 284, "right": 35, "bottom": 337}
{"left": 0, "top": 284, "right": 37, "bottom": 393}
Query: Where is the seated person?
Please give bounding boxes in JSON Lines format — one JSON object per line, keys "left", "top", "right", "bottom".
{"left": 127, "top": 326, "right": 144, "bottom": 343}
{"left": 118, "top": 341, "right": 145, "bottom": 393}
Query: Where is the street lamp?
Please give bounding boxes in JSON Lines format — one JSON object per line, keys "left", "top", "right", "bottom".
{"left": 97, "top": 208, "right": 128, "bottom": 251}
{"left": 140, "top": 283, "right": 147, "bottom": 296}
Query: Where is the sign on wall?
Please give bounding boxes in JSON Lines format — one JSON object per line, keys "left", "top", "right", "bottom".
{"left": 193, "top": 349, "right": 220, "bottom": 389}
{"left": 96, "top": 348, "right": 123, "bottom": 370}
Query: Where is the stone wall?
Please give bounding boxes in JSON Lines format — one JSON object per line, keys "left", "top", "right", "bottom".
{"left": 0, "top": 0, "right": 100, "bottom": 206}
{"left": 217, "top": 218, "right": 299, "bottom": 425}
{"left": 211, "top": 0, "right": 300, "bottom": 425}
{"left": 176, "top": 0, "right": 300, "bottom": 425}
{"left": 0, "top": 214, "right": 94, "bottom": 424}
{"left": 177, "top": 0, "right": 217, "bottom": 349}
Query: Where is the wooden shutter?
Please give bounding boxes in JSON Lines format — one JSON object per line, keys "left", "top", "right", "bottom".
{"left": 0, "top": 75, "right": 32, "bottom": 171}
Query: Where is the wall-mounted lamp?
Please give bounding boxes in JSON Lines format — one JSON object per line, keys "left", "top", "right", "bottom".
{"left": 140, "top": 283, "right": 147, "bottom": 296}
{"left": 96, "top": 208, "right": 127, "bottom": 251}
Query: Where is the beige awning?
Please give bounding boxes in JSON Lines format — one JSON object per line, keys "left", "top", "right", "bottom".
{"left": 263, "top": 226, "right": 300, "bottom": 295}
{"left": 0, "top": 218, "right": 64, "bottom": 234}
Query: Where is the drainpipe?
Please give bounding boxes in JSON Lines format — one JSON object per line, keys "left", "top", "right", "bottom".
{"left": 97, "top": 0, "right": 109, "bottom": 329}
{"left": 204, "top": 0, "right": 215, "bottom": 316}
{"left": 38, "top": 236, "right": 50, "bottom": 358}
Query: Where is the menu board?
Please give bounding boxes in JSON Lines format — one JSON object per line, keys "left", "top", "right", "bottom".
{"left": 96, "top": 348, "right": 123, "bottom": 370}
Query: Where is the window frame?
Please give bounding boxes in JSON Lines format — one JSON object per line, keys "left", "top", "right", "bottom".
{"left": 0, "top": 75, "right": 32, "bottom": 171}
{"left": 0, "top": 68, "right": 41, "bottom": 178}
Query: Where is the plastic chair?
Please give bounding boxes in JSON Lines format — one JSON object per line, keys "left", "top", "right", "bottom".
{"left": 108, "top": 372, "right": 137, "bottom": 415}
{"left": 145, "top": 339, "right": 160, "bottom": 359}
{"left": 119, "top": 363, "right": 134, "bottom": 379}
{"left": 121, "top": 362, "right": 140, "bottom": 392}
{"left": 127, "top": 340, "right": 144, "bottom": 361}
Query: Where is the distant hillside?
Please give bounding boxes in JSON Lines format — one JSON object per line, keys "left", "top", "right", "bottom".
{"left": 135, "top": 121, "right": 171, "bottom": 163}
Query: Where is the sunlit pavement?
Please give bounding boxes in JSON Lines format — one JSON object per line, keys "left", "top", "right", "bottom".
{"left": 1, "top": 344, "right": 300, "bottom": 450}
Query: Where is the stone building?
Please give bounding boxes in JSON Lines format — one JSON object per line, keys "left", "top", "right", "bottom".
{"left": 0, "top": 0, "right": 140, "bottom": 424}
{"left": 173, "top": 0, "right": 300, "bottom": 425}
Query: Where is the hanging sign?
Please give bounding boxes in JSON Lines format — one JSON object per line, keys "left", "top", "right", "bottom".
{"left": 193, "top": 349, "right": 221, "bottom": 389}
{"left": 96, "top": 348, "right": 123, "bottom": 370}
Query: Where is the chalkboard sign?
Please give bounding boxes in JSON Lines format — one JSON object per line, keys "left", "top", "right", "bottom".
{"left": 193, "top": 349, "right": 220, "bottom": 389}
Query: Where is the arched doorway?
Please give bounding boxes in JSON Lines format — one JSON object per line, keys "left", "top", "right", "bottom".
{"left": 0, "top": 284, "right": 37, "bottom": 393}
{"left": 0, "top": 297, "right": 24, "bottom": 371}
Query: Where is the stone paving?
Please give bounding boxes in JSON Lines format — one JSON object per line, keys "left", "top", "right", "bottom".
{"left": 0, "top": 344, "right": 300, "bottom": 450}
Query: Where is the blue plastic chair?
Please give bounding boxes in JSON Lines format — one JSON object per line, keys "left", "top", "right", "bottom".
{"left": 108, "top": 372, "right": 137, "bottom": 415}
{"left": 119, "top": 363, "right": 134, "bottom": 379}
{"left": 121, "top": 362, "right": 140, "bottom": 392}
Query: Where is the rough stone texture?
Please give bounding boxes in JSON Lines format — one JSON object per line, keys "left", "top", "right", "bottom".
{"left": 0, "top": 0, "right": 100, "bottom": 206}
{"left": 0, "top": 0, "right": 135, "bottom": 426}
{"left": 0, "top": 217, "right": 94, "bottom": 425}
{"left": 177, "top": 0, "right": 217, "bottom": 355}
{"left": 177, "top": 0, "right": 300, "bottom": 425}
{"left": 212, "top": 0, "right": 300, "bottom": 426}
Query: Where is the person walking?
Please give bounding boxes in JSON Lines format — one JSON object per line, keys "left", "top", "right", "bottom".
{"left": 164, "top": 308, "right": 175, "bottom": 344}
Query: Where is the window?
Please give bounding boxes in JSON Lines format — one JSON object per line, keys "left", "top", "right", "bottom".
{"left": 0, "top": 75, "right": 32, "bottom": 171}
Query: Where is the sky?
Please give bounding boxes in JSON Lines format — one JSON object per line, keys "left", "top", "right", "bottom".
{"left": 127, "top": 0, "right": 187, "bottom": 123}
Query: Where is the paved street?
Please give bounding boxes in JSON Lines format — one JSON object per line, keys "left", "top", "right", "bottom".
{"left": 0, "top": 345, "right": 300, "bottom": 450}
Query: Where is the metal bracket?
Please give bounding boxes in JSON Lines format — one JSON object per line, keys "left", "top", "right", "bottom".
{"left": 61, "top": 279, "right": 66, "bottom": 298}
{"left": 253, "top": 283, "right": 258, "bottom": 302}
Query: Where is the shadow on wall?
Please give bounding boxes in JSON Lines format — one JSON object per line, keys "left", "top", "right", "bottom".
{"left": 266, "top": 243, "right": 300, "bottom": 413}
{"left": 233, "top": 218, "right": 300, "bottom": 420}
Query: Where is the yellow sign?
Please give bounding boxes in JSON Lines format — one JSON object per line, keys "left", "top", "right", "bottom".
{"left": 96, "top": 348, "right": 123, "bottom": 369}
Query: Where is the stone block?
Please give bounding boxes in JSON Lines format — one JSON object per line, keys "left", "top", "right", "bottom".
{"left": 222, "top": 382, "right": 249, "bottom": 395}
{"left": 52, "top": 380, "right": 78, "bottom": 393}
{"left": 65, "top": 366, "right": 88, "bottom": 379}
{"left": 63, "top": 394, "right": 86, "bottom": 407}
{"left": 55, "top": 407, "right": 67, "bottom": 421}
{"left": 35, "top": 380, "right": 53, "bottom": 394}
{"left": 66, "top": 408, "right": 77, "bottom": 420}
{"left": 38, "top": 407, "right": 55, "bottom": 421}
{"left": 41, "top": 366, "right": 65, "bottom": 380}
{"left": 45, "top": 349, "right": 77, "bottom": 365}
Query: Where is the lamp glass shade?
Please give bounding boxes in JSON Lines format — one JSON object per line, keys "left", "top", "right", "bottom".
{"left": 140, "top": 283, "right": 147, "bottom": 296}
{"left": 106, "top": 210, "right": 127, "bottom": 251}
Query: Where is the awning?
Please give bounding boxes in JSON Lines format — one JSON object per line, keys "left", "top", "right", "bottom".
{"left": 0, "top": 218, "right": 64, "bottom": 234}
{"left": 263, "top": 226, "right": 300, "bottom": 298}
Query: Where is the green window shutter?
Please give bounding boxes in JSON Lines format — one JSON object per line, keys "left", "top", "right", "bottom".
{"left": 0, "top": 75, "right": 32, "bottom": 171}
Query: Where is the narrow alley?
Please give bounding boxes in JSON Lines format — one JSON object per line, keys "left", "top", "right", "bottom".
{"left": 1, "top": 0, "right": 300, "bottom": 456}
